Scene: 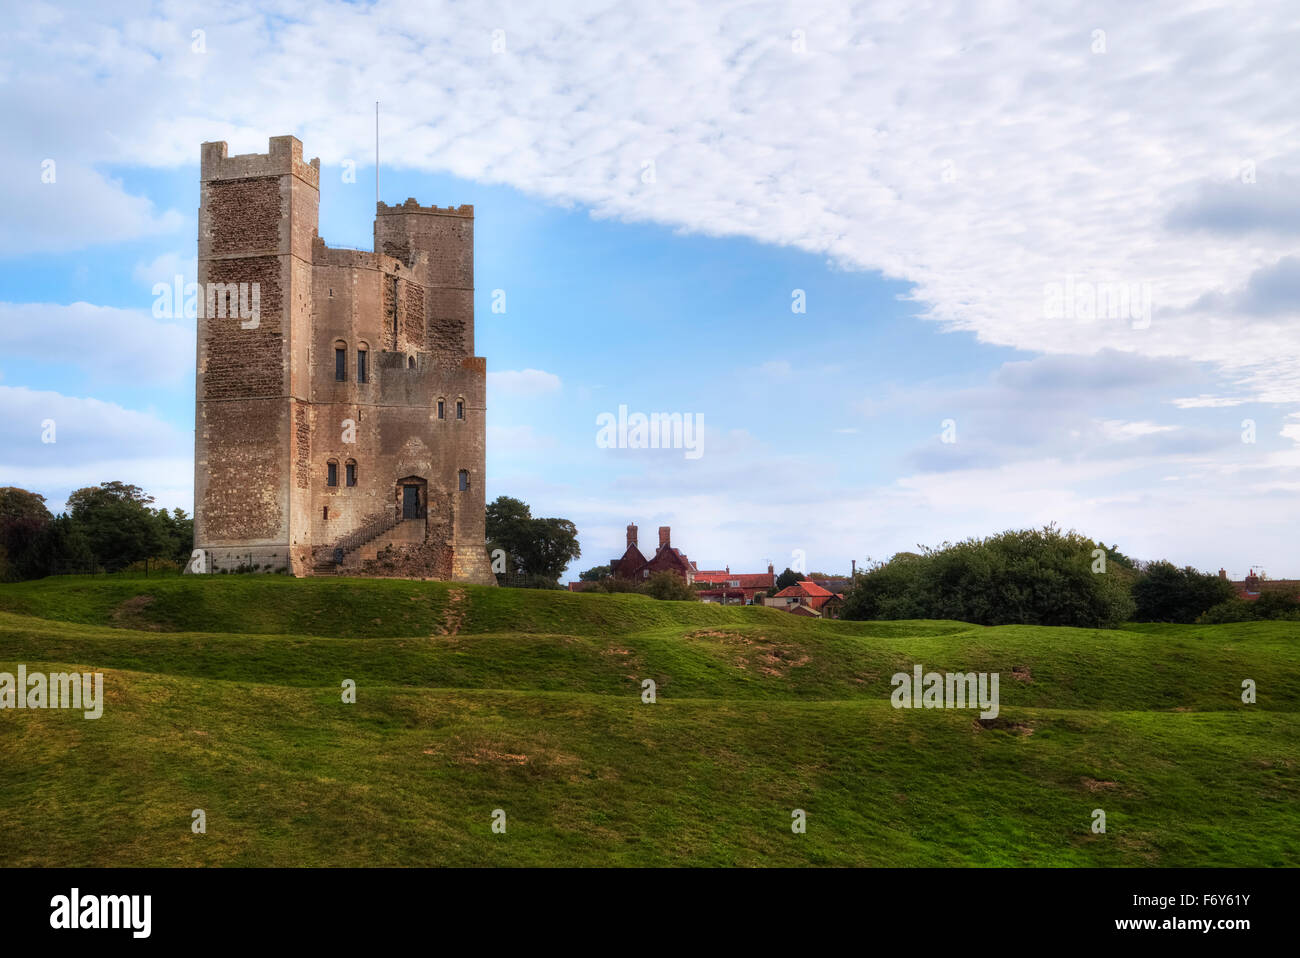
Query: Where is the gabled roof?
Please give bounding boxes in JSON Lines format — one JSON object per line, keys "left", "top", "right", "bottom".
{"left": 773, "top": 580, "right": 844, "bottom": 610}
{"left": 774, "top": 580, "right": 833, "bottom": 598}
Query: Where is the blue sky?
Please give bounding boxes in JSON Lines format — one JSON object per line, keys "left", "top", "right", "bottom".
{"left": 3, "top": 1, "right": 1299, "bottom": 580}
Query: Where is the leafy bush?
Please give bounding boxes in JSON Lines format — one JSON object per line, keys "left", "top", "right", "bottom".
{"left": 1253, "top": 590, "right": 1300, "bottom": 620}
{"left": 123, "top": 557, "right": 185, "bottom": 575}
{"left": 590, "top": 571, "right": 696, "bottom": 600}
{"left": 496, "top": 573, "right": 565, "bottom": 590}
{"left": 841, "top": 525, "right": 1135, "bottom": 628}
{"left": 1196, "top": 599, "right": 1257, "bottom": 624}
{"left": 594, "top": 576, "right": 643, "bottom": 594}
{"left": 1199, "top": 591, "right": 1300, "bottom": 624}
{"left": 1131, "top": 561, "right": 1236, "bottom": 623}
{"left": 641, "top": 570, "right": 697, "bottom": 601}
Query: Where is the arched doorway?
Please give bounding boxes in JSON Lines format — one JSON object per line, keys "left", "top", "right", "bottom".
{"left": 396, "top": 476, "right": 427, "bottom": 521}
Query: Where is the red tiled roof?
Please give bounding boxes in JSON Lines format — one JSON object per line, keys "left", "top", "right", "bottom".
{"left": 774, "top": 580, "right": 833, "bottom": 598}
{"left": 694, "top": 571, "right": 774, "bottom": 588}
{"left": 772, "top": 580, "right": 844, "bottom": 610}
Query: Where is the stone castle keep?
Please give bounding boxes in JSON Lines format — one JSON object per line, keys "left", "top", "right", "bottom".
{"left": 193, "top": 134, "right": 494, "bottom": 582}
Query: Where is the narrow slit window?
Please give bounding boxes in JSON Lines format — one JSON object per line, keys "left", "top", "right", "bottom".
{"left": 437, "top": 400, "right": 445, "bottom": 420}
{"left": 458, "top": 469, "right": 468, "bottom": 492}
{"left": 335, "top": 348, "right": 346, "bottom": 382}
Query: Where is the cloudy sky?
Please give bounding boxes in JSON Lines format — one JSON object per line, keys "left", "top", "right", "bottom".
{"left": 2, "top": 0, "right": 1298, "bottom": 579}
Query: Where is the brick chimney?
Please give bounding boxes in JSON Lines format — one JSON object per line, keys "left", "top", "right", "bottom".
{"left": 768, "top": 562, "right": 775, "bottom": 583}
{"left": 659, "top": 526, "right": 671, "bottom": 549}
{"left": 627, "top": 524, "right": 638, "bottom": 549}
{"left": 1219, "top": 568, "right": 1227, "bottom": 579}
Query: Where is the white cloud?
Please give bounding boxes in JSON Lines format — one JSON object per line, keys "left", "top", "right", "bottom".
{"left": 487, "top": 424, "right": 556, "bottom": 452}
{"left": 133, "top": 252, "right": 197, "bottom": 289}
{"left": 6, "top": 1, "right": 1300, "bottom": 575}
{"left": 0, "top": 302, "right": 194, "bottom": 386}
{"left": 1281, "top": 413, "right": 1300, "bottom": 445}
{"left": 488, "top": 368, "right": 562, "bottom": 397}
{"left": 0, "top": 156, "right": 182, "bottom": 255}
{"left": 0, "top": 384, "right": 192, "bottom": 511}
{"left": 1095, "top": 419, "right": 1179, "bottom": 441}
{"left": 1170, "top": 395, "right": 1248, "bottom": 408}
{"left": 4, "top": 1, "right": 1299, "bottom": 403}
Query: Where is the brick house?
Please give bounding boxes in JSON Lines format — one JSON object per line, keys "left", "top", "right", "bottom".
{"left": 765, "top": 580, "right": 845, "bottom": 618}
{"left": 610, "top": 524, "right": 696, "bottom": 584}
{"left": 694, "top": 564, "right": 777, "bottom": 605}
{"left": 1223, "top": 568, "right": 1300, "bottom": 601}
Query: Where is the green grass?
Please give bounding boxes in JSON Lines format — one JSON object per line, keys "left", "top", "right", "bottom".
{"left": 1, "top": 576, "right": 1297, "bottom": 866}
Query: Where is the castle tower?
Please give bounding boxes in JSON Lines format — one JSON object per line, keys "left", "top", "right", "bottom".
{"left": 193, "top": 136, "right": 493, "bottom": 583}
{"left": 194, "top": 135, "right": 319, "bottom": 573}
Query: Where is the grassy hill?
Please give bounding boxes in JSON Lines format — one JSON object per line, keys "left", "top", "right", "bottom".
{"left": 1, "top": 576, "right": 1296, "bottom": 866}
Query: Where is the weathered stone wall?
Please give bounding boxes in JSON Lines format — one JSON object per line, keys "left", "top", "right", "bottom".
{"left": 194, "top": 137, "right": 492, "bottom": 583}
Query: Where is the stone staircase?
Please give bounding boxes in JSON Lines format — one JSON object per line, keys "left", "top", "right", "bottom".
{"left": 311, "top": 510, "right": 417, "bottom": 575}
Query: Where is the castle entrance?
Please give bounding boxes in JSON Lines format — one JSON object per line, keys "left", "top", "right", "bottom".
{"left": 402, "top": 484, "right": 420, "bottom": 520}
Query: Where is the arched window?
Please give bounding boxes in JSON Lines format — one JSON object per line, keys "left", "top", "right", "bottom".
{"left": 458, "top": 469, "right": 469, "bottom": 492}
{"left": 408, "top": 355, "right": 415, "bottom": 369}
{"left": 356, "top": 342, "right": 369, "bottom": 383}
{"left": 326, "top": 459, "right": 339, "bottom": 487}
{"left": 437, "top": 398, "right": 445, "bottom": 420}
{"left": 456, "top": 398, "right": 465, "bottom": 420}
{"left": 334, "top": 340, "right": 347, "bottom": 381}
{"left": 345, "top": 459, "right": 357, "bottom": 487}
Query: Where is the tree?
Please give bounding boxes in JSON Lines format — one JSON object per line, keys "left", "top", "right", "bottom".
{"left": 840, "top": 525, "right": 1136, "bottom": 628}
{"left": 775, "top": 567, "right": 802, "bottom": 591}
{"left": 1131, "top": 561, "right": 1238, "bottom": 623}
{"left": 0, "top": 487, "right": 52, "bottom": 581}
{"left": 22, "top": 516, "right": 94, "bottom": 578}
{"left": 641, "top": 570, "right": 697, "bottom": 601}
{"left": 579, "top": 564, "right": 611, "bottom": 581}
{"left": 66, "top": 482, "right": 166, "bottom": 572}
{"left": 485, "top": 495, "right": 582, "bottom": 585}
{"left": 152, "top": 507, "right": 195, "bottom": 564}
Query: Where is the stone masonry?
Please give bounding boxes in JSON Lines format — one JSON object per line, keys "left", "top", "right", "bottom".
{"left": 193, "top": 134, "right": 495, "bottom": 583}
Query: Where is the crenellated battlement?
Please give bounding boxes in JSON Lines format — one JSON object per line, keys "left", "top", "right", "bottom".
{"left": 195, "top": 132, "right": 490, "bottom": 585}
{"left": 376, "top": 199, "right": 474, "bottom": 217}
{"left": 201, "top": 135, "right": 320, "bottom": 188}
{"left": 311, "top": 235, "right": 405, "bottom": 273}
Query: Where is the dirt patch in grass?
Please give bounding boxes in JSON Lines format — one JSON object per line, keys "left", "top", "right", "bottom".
{"left": 110, "top": 595, "right": 161, "bottom": 630}
{"left": 437, "top": 588, "right": 466, "bottom": 636}
{"left": 1082, "top": 777, "right": 1120, "bottom": 791}
{"left": 1011, "top": 666, "right": 1033, "bottom": 682}
{"left": 974, "top": 716, "right": 1035, "bottom": 735}
{"left": 465, "top": 749, "right": 530, "bottom": 765}
{"left": 758, "top": 647, "right": 811, "bottom": 677}
{"left": 685, "top": 630, "right": 810, "bottom": 678}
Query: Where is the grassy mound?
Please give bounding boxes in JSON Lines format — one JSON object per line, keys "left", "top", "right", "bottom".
{"left": 0, "top": 576, "right": 1296, "bottom": 866}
